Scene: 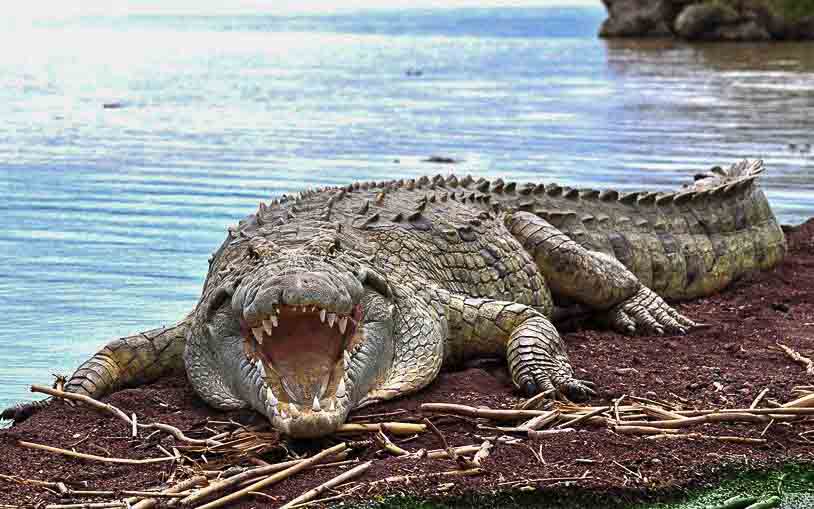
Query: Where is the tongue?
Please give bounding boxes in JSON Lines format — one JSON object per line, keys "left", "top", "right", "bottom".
{"left": 265, "top": 317, "right": 342, "bottom": 402}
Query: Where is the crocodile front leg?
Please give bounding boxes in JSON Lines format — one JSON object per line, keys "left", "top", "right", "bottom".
{"left": 1, "top": 317, "right": 190, "bottom": 423}
{"left": 506, "top": 211, "right": 696, "bottom": 335}
{"left": 444, "top": 294, "right": 595, "bottom": 401}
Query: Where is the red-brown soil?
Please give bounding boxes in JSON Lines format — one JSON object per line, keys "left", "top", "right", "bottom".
{"left": 2, "top": 220, "right": 813, "bottom": 508}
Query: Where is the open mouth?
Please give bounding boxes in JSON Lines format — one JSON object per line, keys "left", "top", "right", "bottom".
{"left": 240, "top": 304, "right": 364, "bottom": 419}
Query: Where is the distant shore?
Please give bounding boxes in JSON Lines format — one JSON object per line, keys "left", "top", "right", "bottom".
{"left": 600, "top": 0, "right": 814, "bottom": 40}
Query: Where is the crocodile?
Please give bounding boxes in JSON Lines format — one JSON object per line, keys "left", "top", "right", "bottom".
{"left": 1, "top": 160, "right": 786, "bottom": 438}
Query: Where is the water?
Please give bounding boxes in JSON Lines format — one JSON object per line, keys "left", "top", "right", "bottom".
{"left": 1, "top": 7, "right": 813, "bottom": 411}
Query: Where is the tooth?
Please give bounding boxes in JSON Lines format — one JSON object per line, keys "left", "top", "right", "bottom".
{"left": 338, "top": 316, "right": 348, "bottom": 334}
{"left": 320, "top": 309, "right": 327, "bottom": 322}
{"left": 312, "top": 306, "right": 317, "bottom": 312}
{"left": 262, "top": 320, "right": 274, "bottom": 335}
{"left": 336, "top": 377, "right": 347, "bottom": 398}
{"left": 312, "top": 395, "right": 321, "bottom": 412}
{"left": 252, "top": 327, "right": 265, "bottom": 344}
{"left": 266, "top": 387, "right": 278, "bottom": 406}
{"left": 280, "top": 409, "right": 288, "bottom": 419}
{"left": 343, "top": 350, "right": 352, "bottom": 370}
{"left": 289, "top": 404, "right": 301, "bottom": 417}
{"left": 327, "top": 313, "right": 336, "bottom": 328}
{"left": 270, "top": 315, "right": 278, "bottom": 327}
{"left": 329, "top": 399, "right": 336, "bottom": 412}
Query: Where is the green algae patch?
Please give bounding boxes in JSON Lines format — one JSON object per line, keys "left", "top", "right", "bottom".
{"left": 353, "top": 464, "right": 814, "bottom": 509}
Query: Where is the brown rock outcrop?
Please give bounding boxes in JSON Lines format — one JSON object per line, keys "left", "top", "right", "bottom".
{"left": 600, "top": 0, "right": 814, "bottom": 41}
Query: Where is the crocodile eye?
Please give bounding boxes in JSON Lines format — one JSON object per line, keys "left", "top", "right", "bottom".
{"left": 356, "top": 267, "right": 391, "bottom": 298}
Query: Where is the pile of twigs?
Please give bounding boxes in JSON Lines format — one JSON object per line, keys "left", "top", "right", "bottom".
{"left": 4, "top": 380, "right": 814, "bottom": 508}
{"left": 421, "top": 387, "right": 814, "bottom": 444}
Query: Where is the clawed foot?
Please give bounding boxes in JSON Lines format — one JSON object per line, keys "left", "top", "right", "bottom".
{"left": 606, "top": 286, "right": 699, "bottom": 336}
{"left": 520, "top": 375, "right": 597, "bottom": 403}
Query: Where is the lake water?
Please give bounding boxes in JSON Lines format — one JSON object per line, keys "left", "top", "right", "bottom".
{"left": 1, "top": 7, "right": 813, "bottom": 412}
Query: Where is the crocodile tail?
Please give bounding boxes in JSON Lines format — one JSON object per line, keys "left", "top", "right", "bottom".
{"left": 1, "top": 317, "right": 190, "bottom": 424}
{"left": 687, "top": 159, "right": 766, "bottom": 192}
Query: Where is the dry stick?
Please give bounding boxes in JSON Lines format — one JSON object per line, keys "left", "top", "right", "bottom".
{"left": 496, "top": 475, "right": 594, "bottom": 487}
{"left": 232, "top": 459, "right": 358, "bottom": 490}
{"left": 373, "top": 431, "right": 408, "bottom": 456}
{"left": 775, "top": 342, "right": 814, "bottom": 375}
{"left": 44, "top": 503, "right": 127, "bottom": 509}
{"left": 638, "top": 404, "right": 686, "bottom": 421}
{"left": 627, "top": 395, "right": 680, "bottom": 410}
{"left": 397, "top": 444, "right": 482, "bottom": 460}
{"left": 62, "top": 489, "right": 188, "bottom": 498}
{"left": 674, "top": 406, "right": 814, "bottom": 416}
{"left": 645, "top": 433, "right": 767, "bottom": 444}
{"left": 517, "top": 388, "right": 556, "bottom": 410}
{"left": 31, "top": 385, "right": 131, "bottom": 426}
{"left": 31, "top": 385, "right": 220, "bottom": 447}
{"left": 472, "top": 440, "right": 493, "bottom": 467}
{"left": 336, "top": 422, "right": 426, "bottom": 435}
{"left": 131, "top": 475, "right": 208, "bottom": 509}
{"left": 195, "top": 453, "right": 353, "bottom": 496}
{"left": 556, "top": 406, "right": 609, "bottom": 429}
{"left": 518, "top": 410, "right": 560, "bottom": 431}
{"left": 782, "top": 393, "right": 814, "bottom": 408}
{"left": 421, "top": 403, "right": 550, "bottom": 420}
{"left": 622, "top": 413, "right": 773, "bottom": 429}
{"left": 750, "top": 388, "right": 771, "bottom": 409}
{"left": 613, "top": 395, "right": 626, "bottom": 424}
{"left": 423, "top": 418, "right": 476, "bottom": 469}
{"left": 18, "top": 440, "right": 175, "bottom": 465}
{"left": 528, "top": 428, "right": 576, "bottom": 439}
{"left": 348, "top": 409, "right": 408, "bottom": 421}
{"left": 190, "top": 443, "right": 347, "bottom": 509}
{"left": 279, "top": 461, "right": 372, "bottom": 509}
{"left": 0, "top": 474, "right": 64, "bottom": 489}
{"left": 367, "top": 468, "right": 483, "bottom": 486}
{"left": 286, "top": 486, "right": 365, "bottom": 509}
{"left": 614, "top": 426, "right": 680, "bottom": 436}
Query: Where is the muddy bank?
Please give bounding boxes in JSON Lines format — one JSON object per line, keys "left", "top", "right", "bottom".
{"left": 1, "top": 219, "right": 813, "bottom": 507}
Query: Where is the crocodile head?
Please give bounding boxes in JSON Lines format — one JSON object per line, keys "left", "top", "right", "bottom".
{"left": 190, "top": 250, "right": 399, "bottom": 438}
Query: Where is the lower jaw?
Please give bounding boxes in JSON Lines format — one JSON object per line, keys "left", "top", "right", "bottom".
{"left": 269, "top": 406, "right": 349, "bottom": 438}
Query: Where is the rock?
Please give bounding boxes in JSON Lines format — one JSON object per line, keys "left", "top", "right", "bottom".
{"left": 423, "top": 156, "right": 459, "bottom": 164}
{"left": 674, "top": 3, "right": 738, "bottom": 39}
{"left": 600, "top": 0, "right": 814, "bottom": 41}
{"left": 771, "top": 15, "right": 814, "bottom": 40}
{"left": 599, "top": 0, "right": 678, "bottom": 37}
{"left": 771, "top": 302, "right": 790, "bottom": 313}
{"left": 710, "top": 20, "right": 772, "bottom": 41}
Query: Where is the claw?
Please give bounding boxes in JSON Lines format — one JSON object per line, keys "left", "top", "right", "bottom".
{"left": 559, "top": 380, "right": 596, "bottom": 402}
{"left": 691, "top": 323, "right": 713, "bottom": 331}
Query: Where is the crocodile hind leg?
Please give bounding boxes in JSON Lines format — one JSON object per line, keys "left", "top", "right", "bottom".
{"left": 444, "top": 294, "right": 595, "bottom": 401}
{"left": 506, "top": 211, "right": 696, "bottom": 335}
{"left": 1, "top": 316, "right": 190, "bottom": 423}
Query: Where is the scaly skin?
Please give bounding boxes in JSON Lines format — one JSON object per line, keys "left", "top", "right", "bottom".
{"left": 2, "top": 160, "right": 786, "bottom": 437}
